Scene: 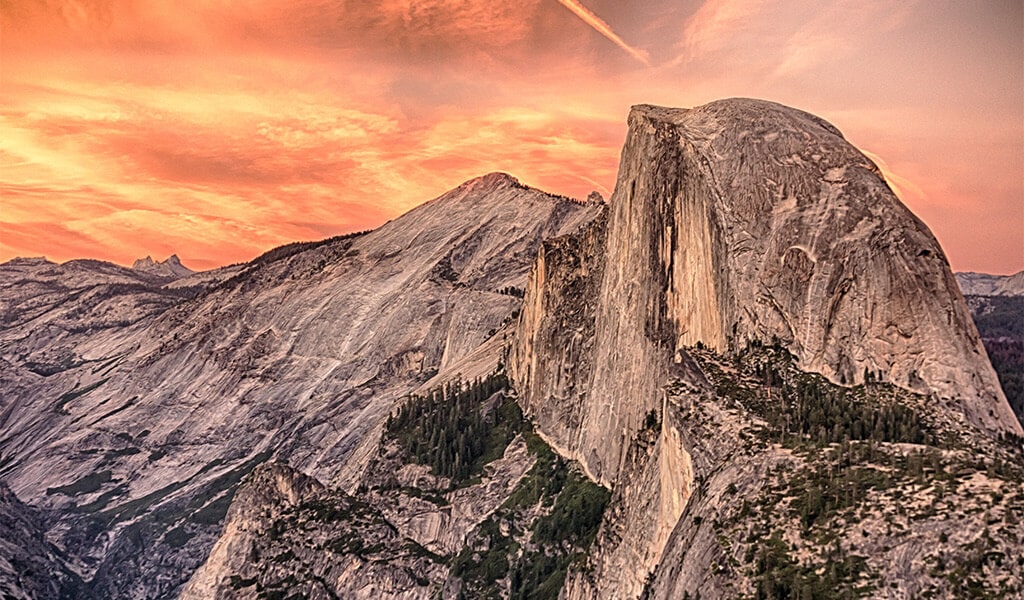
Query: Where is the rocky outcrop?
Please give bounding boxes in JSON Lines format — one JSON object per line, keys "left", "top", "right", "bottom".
{"left": 0, "top": 482, "right": 89, "bottom": 600}
{"left": 513, "top": 100, "right": 1018, "bottom": 487}
{"left": 132, "top": 254, "right": 195, "bottom": 279}
{"left": 363, "top": 435, "right": 535, "bottom": 557}
{"left": 180, "top": 463, "right": 445, "bottom": 599}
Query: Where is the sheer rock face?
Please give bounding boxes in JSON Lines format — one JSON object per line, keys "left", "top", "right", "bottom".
{"left": 511, "top": 98, "right": 1021, "bottom": 598}
{"left": 513, "top": 101, "right": 1019, "bottom": 489}
{"left": 630, "top": 100, "right": 1017, "bottom": 437}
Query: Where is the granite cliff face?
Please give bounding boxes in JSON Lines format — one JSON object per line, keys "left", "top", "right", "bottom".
{"left": 511, "top": 99, "right": 1022, "bottom": 598}
{"left": 179, "top": 462, "right": 448, "bottom": 600}
{"left": 514, "top": 100, "right": 1018, "bottom": 486}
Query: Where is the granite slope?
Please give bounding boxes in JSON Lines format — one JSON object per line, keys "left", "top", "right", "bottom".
{"left": 0, "top": 173, "right": 601, "bottom": 598}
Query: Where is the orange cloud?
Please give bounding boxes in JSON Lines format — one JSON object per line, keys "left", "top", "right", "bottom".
{"left": 0, "top": 1, "right": 1021, "bottom": 274}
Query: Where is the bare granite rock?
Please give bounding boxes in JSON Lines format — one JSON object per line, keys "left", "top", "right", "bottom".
{"left": 0, "top": 173, "right": 600, "bottom": 598}
{"left": 511, "top": 99, "right": 1022, "bottom": 599}
{"left": 180, "top": 462, "right": 445, "bottom": 600}
{"left": 513, "top": 100, "right": 1018, "bottom": 485}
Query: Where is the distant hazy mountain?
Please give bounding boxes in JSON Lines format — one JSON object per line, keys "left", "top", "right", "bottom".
{"left": 959, "top": 271, "right": 1024, "bottom": 429}
{"left": 956, "top": 270, "right": 1024, "bottom": 296}
{"left": 132, "top": 254, "right": 195, "bottom": 279}
{"left": 1, "top": 101, "right": 1021, "bottom": 600}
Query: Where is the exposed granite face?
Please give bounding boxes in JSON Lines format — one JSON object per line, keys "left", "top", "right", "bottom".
{"left": 641, "top": 348, "right": 1024, "bottom": 600}
{"left": 511, "top": 98, "right": 1022, "bottom": 599}
{"left": 626, "top": 100, "right": 1017, "bottom": 437}
{"left": 179, "top": 462, "right": 446, "bottom": 600}
{"left": 0, "top": 482, "right": 90, "bottom": 600}
{"left": 510, "top": 210, "right": 613, "bottom": 482}
{"left": 360, "top": 434, "right": 535, "bottom": 557}
{"left": 131, "top": 254, "right": 195, "bottom": 280}
{"left": 0, "top": 173, "right": 601, "bottom": 598}
{"left": 513, "top": 100, "right": 1018, "bottom": 490}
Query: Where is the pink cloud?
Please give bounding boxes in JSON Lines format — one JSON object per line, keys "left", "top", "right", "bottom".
{"left": 0, "top": 1, "right": 1020, "bottom": 274}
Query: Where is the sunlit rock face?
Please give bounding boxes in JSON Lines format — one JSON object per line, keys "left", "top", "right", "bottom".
{"left": 0, "top": 173, "right": 601, "bottom": 599}
{"left": 513, "top": 100, "right": 1018, "bottom": 486}
{"left": 2, "top": 99, "right": 1019, "bottom": 600}
{"left": 511, "top": 98, "right": 1021, "bottom": 598}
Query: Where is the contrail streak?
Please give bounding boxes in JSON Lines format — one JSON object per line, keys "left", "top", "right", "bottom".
{"left": 555, "top": 0, "right": 651, "bottom": 66}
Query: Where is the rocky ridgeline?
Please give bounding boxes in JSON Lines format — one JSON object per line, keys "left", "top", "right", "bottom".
{"left": 957, "top": 271, "right": 1024, "bottom": 297}
{"left": 0, "top": 173, "right": 601, "bottom": 598}
{"left": 0, "top": 101, "right": 1021, "bottom": 599}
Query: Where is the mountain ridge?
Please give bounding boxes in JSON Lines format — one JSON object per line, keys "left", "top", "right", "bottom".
{"left": 956, "top": 270, "right": 1024, "bottom": 297}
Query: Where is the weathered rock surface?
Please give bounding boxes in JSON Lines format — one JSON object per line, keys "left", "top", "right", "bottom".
{"left": 180, "top": 462, "right": 445, "bottom": 600}
{"left": 0, "top": 482, "right": 89, "bottom": 600}
{"left": 957, "top": 270, "right": 1024, "bottom": 297}
{"left": 511, "top": 98, "right": 1023, "bottom": 598}
{"left": 641, "top": 348, "right": 1024, "bottom": 600}
{"left": 361, "top": 433, "right": 535, "bottom": 556}
{"left": 514, "top": 100, "right": 1017, "bottom": 486}
{"left": 0, "top": 173, "right": 600, "bottom": 598}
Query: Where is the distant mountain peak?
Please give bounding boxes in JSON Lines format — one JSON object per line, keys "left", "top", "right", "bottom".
{"left": 132, "top": 253, "right": 194, "bottom": 279}
{"left": 956, "top": 270, "right": 1024, "bottom": 297}
{"left": 460, "top": 172, "right": 523, "bottom": 193}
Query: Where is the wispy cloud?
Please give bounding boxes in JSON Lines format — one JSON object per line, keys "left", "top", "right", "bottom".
{"left": 554, "top": 0, "right": 651, "bottom": 66}
{"left": 677, "top": 0, "right": 766, "bottom": 63}
{"left": 0, "top": 1, "right": 1020, "bottom": 273}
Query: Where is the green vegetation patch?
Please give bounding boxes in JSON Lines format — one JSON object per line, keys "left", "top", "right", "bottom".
{"left": 693, "top": 341, "right": 938, "bottom": 449}
{"left": 751, "top": 531, "right": 870, "bottom": 600}
{"left": 455, "top": 429, "right": 611, "bottom": 600}
{"left": 385, "top": 372, "right": 519, "bottom": 487}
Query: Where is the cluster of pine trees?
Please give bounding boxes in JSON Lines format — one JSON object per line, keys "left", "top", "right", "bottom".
{"left": 782, "top": 379, "right": 929, "bottom": 446}
{"left": 495, "top": 286, "right": 525, "bottom": 298}
{"left": 385, "top": 372, "right": 511, "bottom": 485}
{"left": 748, "top": 354, "right": 933, "bottom": 447}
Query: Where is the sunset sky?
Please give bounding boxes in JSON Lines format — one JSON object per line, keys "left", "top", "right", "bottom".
{"left": 2, "top": 1, "right": 1022, "bottom": 273}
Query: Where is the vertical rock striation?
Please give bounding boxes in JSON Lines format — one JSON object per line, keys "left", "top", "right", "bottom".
{"left": 511, "top": 98, "right": 1021, "bottom": 598}
{"left": 513, "top": 100, "right": 1019, "bottom": 476}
